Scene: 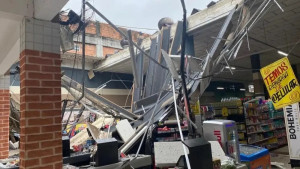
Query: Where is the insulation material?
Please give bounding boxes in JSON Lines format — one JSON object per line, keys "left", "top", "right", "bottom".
{"left": 70, "top": 117, "right": 114, "bottom": 148}
{"left": 116, "top": 119, "right": 135, "bottom": 142}
{"left": 154, "top": 141, "right": 189, "bottom": 167}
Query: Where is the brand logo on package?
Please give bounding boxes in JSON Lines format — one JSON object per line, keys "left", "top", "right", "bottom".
{"left": 284, "top": 103, "right": 300, "bottom": 160}
{"left": 214, "top": 130, "right": 222, "bottom": 147}
{"left": 260, "top": 57, "right": 300, "bottom": 109}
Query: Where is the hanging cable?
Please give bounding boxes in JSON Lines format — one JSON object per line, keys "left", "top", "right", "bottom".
{"left": 171, "top": 78, "right": 191, "bottom": 169}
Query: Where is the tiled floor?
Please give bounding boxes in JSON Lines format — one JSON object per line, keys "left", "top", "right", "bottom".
{"left": 271, "top": 146, "right": 292, "bottom": 169}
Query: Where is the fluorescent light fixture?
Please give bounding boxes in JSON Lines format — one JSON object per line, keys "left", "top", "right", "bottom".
{"left": 225, "top": 66, "right": 236, "bottom": 70}
{"left": 217, "top": 87, "right": 224, "bottom": 90}
{"left": 240, "top": 88, "right": 246, "bottom": 91}
{"left": 277, "top": 50, "right": 288, "bottom": 57}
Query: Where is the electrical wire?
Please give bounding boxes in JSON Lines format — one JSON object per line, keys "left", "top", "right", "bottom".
{"left": 171, "top": 78, "right": 191, "bottom": 169}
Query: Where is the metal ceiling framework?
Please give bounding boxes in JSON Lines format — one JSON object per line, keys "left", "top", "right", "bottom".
{"left": 93, "top": 0, "right": 300, "bottom": 85}
{"left": 61, "top": 1, "right": 283, "bottom": 164}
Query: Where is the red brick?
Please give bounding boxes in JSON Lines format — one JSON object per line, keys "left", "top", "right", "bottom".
{"left": 21, "top": 80, "right": 40, "bottom": 87}
{"left": 20, "top": 72, "right": 26, "bottom": 82}
{"left": 21, "top": 95, "right": 40, "bottom": 102}
{"left": 21, "top": 64, "right": 40, "bottom": 72}
{"left": 23, "top": 110, "right": 41, "bottom": 118}
{"left": 27, "top": 148, "right": 54, "bottom": 158}
{"left": 54, "top": 162, "right": 62, "bottom": 169}
{"left": 54, "top": 146, "right": 62, "bottom": 155}
{"left": 41, "top": 81, "right": 61, "bottom": 87}
{"left": 31, "top": 164, "right": 54, "bottom": 169}
{"left": 41, "top": 155, "right": 61, "bottom": 164}
{"left": 41, "top": 125, "right": 61, "bottom": 133}
{"left": 19, "top": 54, "right": 26, "bottom": 65}
{"left": 27, "top": 88, "right": 53, "bottom": 94}
{"left": 28, "top": 103, "right": 53, "bottom": 109}
{"left": 41, "top": 52, "right": 60, "bottom": 59}
{"left": 20, "top": 102, "right": 26, "bottom": 110}
{"left": 41, "top": 66, "right": 61, "bottom": 73}
{"left": 21, "top": 142, "right": 40, "bottom": 150}
{"left": 54, "top": 88, "right": 61, "bottom": 94}
{"left": 54, "top": 102, "right": 61, "bottom": 109}
{"left": 53, "top": 74, "right": 61, "bottom": 80}
{"left": 0, "top": 90, "right": 9, "bottom": 159}
{"left": 21, "top": 126, "right": 40, "bottom": 134}
{"left": 28, "top": 72, "right": 53, "bottom": 80}
{"left": 41, "top": 110, "right": 61, "bottom": 117}
{"left": 27, "top": 118, "right": 53, "bottom": 126}
{"left": 41, "top": 140, "right": 61, "bottom": 148}
{"left": 23, "top": 158, "right": 40, "bottom": 167}
{"left": 54, "top": 59, "right": 61, "bottom": 66}
{"left": 54, "top": 132, "right": 62, "bottom": 139}
{"left": 27, "top": 133, "right": 54, "bottom": 142}
{"left": 28, "top": 57, "right": 53, "bottom": 65}
{"left": 19, "top": 43, "right": 62, "bottom": 168}
{"left": 54, "top": 117, "right": 62, "bottom": 124}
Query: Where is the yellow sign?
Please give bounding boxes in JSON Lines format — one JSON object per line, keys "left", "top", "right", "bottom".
{"left": 260, "top": 57, "right": 300, "bottom": 109}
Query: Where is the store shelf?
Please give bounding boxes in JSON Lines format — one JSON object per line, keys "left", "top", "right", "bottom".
{"left": 246, "top": 115, "right": 260, "bottom": 118}
{"left": 213, "top": 106, "right": 242, "bottom": 109}
{"left": 276, "top": 135, "right": 287, "bottom": 138}
{"left": 261, "top": 123, "right": 273, "bottom": 126}
{"left": 157, "top": 128, "right": 188, "bottom": 134}
{"left": 271, "top": 116, "right": 284, "bottom": 120}
{"left": 247, "top": 129, "right": 275, "bottom": 135}
{"left": 246, "top": 123, "right": 261, "bottom": 126}
{"left": 238, "top": 130, "right": 246, "bottom": 133}
{"left": 249, "top": 136, "right": 276, "bottom": 144}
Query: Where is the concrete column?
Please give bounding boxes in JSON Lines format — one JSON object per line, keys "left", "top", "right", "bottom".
{"left": 250, "top": 54, "right": 266, "bottom": 98}
{"left": 0, "top": 76, "right": 10, "bottom": 159}
{"left": 19, "top": 17, "right": 62, "bottom": 169}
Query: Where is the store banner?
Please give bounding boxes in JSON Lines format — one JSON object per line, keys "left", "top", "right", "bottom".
{"left": 260, "top": 57, "right": 300, "bottom": 109}
{"left": 283, "top": 103, "right": 300, "bottom": 160}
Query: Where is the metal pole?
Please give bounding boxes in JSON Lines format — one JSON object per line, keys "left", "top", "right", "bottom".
{"left": 81, "top": 0, "right": 86, "bottom": 100}
{"left": 71, "top": 0, "right": 86, "bottom": 109}
{"left": 180, "top": 0, "right": 195, "bottom": 136}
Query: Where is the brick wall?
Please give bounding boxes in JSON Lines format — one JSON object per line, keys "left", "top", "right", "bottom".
{"left": 19, "top": 49, "right": 62, "bottom": 169}
{"left": 103, "top": 46, "right": 120, "bottom": 57}
{"left": 100, "top": 23, "right": 123, "bottom": 40}
{"left": 0, "top": 89, "right": 9, "bottom": 159}
{"left": 99, "top": 23, "right": 149, "bottom": 42}
{"left": 67, "top": 21, "right": 149, "bottom": 58}
{"left": 86, "top": 22, "right": 97, "bottom": 35}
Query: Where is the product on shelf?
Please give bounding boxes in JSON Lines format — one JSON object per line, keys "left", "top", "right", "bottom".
{"left": 244, "top": 99, "right": 287, "bottom": 149}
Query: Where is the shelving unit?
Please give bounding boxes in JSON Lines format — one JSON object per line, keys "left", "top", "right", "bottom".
{"left": 209, "top": 99, "right": 247, "bottom": 144}
{"left": 244, "top": 100, "right": 287, "bottom": 150}
{"left": 154, "top": 120, "right": 189, "bottom": 142}
{"left": 206, "top": 98, "right": 288, "bottom": 149}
